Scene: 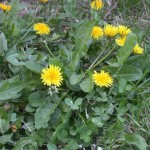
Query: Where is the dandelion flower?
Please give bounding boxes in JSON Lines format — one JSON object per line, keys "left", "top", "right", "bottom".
{"left": 115, "top": 36, "right": 126, "bottom": 46}
{"left": 41, "top": 65, "right": 63, "bottom": 87}
{"left": 103, "top": 24, "right": 118, "bottom": 37}
{"left": 0, "top": 3, "right": 11, "bottom": 11}
{"left": 39, "top": 0, "right": 48, "bottom": 3}
{"left": 91, "top": 0, "right": 103, "bottom": 10}
{"left": 33, "top": 23, "right": 50, "bottom": 35}
{"left": 118, "top": 25, "right": 131, "bottom": 36}
{"left": 133, "top": 44, "right": 143, "bottom": 54}
{"left": 93, "top": 70, "right": 113, "bottom": 87}
{"left": 91, "top": 26, "right": 103, "bottom": 39}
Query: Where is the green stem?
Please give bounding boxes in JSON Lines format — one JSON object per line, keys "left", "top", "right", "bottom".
{"left": 133, "top": 77, "right": 150, "bottom": 92}
{"left": 92, "top": 45, "right": 116, "bottom": 68}
{"left": 3, "top": 13, "right": 7, "bottom": 27}
{"left": 88, "top": 48, "right": 105, "bottom": 70}
{"left": 21, "top": 26, "right": 33, "bottom": 40}
{"left": 20, "top": 13, "right": 36, "bottom": 34}
{"left": 135, "top": 72, "right": 146, "bottom": 86}
{"left": 77, "top": 113, "right": 86, "bottom": 124}
{"left": 44, "top": 41, "right": 55, "bottom": 57}
{"left": 88, "top": 40, "right": 114, "bottom": 70}
{"left": 50, "top": 91, "right": 70, "bottom": 142}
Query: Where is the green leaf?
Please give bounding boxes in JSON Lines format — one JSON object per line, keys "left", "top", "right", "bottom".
{"left": 69, "top": 73, "right": 83, "bottom": 85}
{"left": 78, "top": 125, "right": 92, "bottom": 143}
{"left": 69, "top": 126, "right": 77, "bottom": 136}
{"left": 25, "top": 61, "right": 43, "bottom": 74}
{"left": 0, "top": 134, "right": 12, "bottom": 144}
{"left": 0, "top": 108, "right": 8, "bottom": 120}
{"left": 65, "top": 140, "right": 79, "bottom": 150}
{"left": 35, "top": 103, "right": 55, "bottom": 129}
{"left": 65, "top": 98, "right": 81, "bottom": 110}
{"left": 0, "top": 119, "right": 10, "bottom": 133}
{"left": 7, "top": 54, "right": 43, "bottom": 73}
{"left": 144, "top": 59, "right": 150, "bottom": 74}
{"left": 0, "top": 76, "right": 38, "bottom": 101}
{"left": 74, "top": 98, "right": 83, "bottom": 106}
{"left": 25, "top": 104, "right": 36, "bottom": 112}
{"left": 0, "top": 12, "right": 4, "bottom": 24}
{"left": 124, "top": 133, "right": 147, "bottom": 150}
{"left": 0, "top": 110, "right": 10, "bottom": 133}
{"left": 47, "top": 143, "right": 57, "bottom": 150}
{"left": 117, "top": 101, "right": 130, "bottom": 116}
{"left": 28, "top": 91, "right": 46, "bottom": 107}
{"left": 66, "top": 80, "right": 81, "bottom": 91}
{"left": 65, "top": 98, "right": 74, "bottom": 106}
{"left": 118, "top": 78, "right": 126, "bottom": 93}
{"left": 92, "top": 117, "right": 103, "bottom": 127}
{"left": 117, "top": 33, "right": 137, "bottom": 65}
{"left": 79, "top": 77, "right": 93, "bottom": 93}
{"left": 10, "top": 113, "right": 17, "bottom": 122}
{"left": 48, "top": 33, "right": 60, "bottom": 41}
{"left": 0, "top": 32, "right": 8, "bottom": 56}
{"left": 75, "top": 21, "right": 94, "bottom": 55}
{"left": 12, "top": 137, "right": 37, "bottom": 150}
{"left": 69, "top": 20, "right": 94, "bottom": 69}
{"left": 6, "top": 54, "right": 25, "bottom": 66}
{"left": 48, "top": 57, "right": 62, "bottom": 67}
{"left": 117, "top": 65, "right": 143, "bottom": 81}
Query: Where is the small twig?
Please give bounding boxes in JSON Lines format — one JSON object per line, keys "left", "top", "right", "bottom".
{"left": 43, "top": 40, "right": 55, "bottom": 57}
{"left": 22, "top": 120, "right": 32, "bottom": 132}
{"left": 0, "top": 117, "right": 4, "bottom": 135}
{"left": 85, "top": 108, "right": 89, "bottom": 119}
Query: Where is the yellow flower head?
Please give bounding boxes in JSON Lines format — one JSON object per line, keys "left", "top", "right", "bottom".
{"left": 133, "top": 44, "right": 144, "bottom": 54}
{"left": 118, "top": 25, "right": 131, "bottom": 36}
{"left": 0, "top": 3, "right": 11, "bottom": 11}
{"left": 91, "top": 26, "right": 103, "bottom": 39}
{"left": 91, "top": 0, "right": 103, "bottom": 10}
{"left": 115, "top": 36, "right": 126, "bottom": 46}
{"left": 104, "top": 24, "right": 118, "bottom": 37}
{"left": 39, "top": 0, "right": 48, "bottom": 3}
{"left": 93, "top": 70, "right": 113, "bottom": 87}
{"left": 41, "top": 65, "right": 63, "bottom": 87}
{"left": 33, "top": 23, "right": 50, "bottom": 35}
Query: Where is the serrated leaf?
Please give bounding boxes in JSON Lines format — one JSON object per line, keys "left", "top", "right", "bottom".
{"left": 0, "top": 76, "right": 38, "bottom": 101}
{"left": 75, "top": 21, "right": 94, "bottom": 55}
{"left": 6, "top": 54, "right": 25, "bottom": 66}
{"left": 69, "top": 20, "right": 94, "bottom": 69}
